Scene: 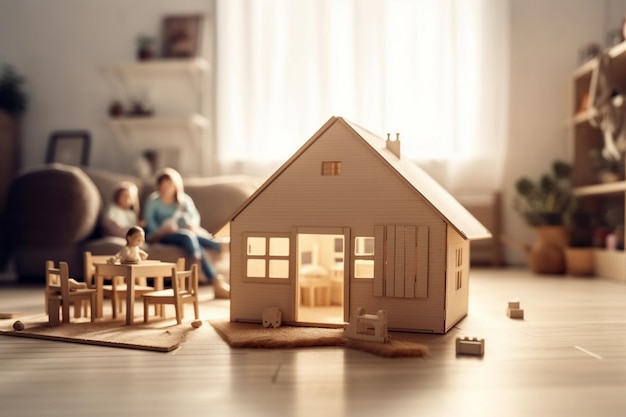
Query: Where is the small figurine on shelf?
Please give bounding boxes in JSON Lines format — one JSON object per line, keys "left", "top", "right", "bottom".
{"left": 108, "top": 226, "right": 149, "bottom": 264}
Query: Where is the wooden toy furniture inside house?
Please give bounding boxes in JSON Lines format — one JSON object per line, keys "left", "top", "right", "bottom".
{"left": 221, "top": 116, "right": 491, "bottom": 333}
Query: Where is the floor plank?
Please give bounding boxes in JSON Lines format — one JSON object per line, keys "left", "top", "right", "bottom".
{"left": 2, "top": 268, "right": 626, "bottom": 416}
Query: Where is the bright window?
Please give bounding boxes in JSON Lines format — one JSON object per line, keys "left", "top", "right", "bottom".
{"left": 354, "top": 236, "right": 375, "bottom": 279}
{"left": 245, "top": 235, "right": 290, "bottom": 280}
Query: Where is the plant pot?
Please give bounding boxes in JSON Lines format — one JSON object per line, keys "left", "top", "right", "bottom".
{"left": 527, "top": 226, "right": 569, "bottom": 275}
{"left": 564, "top": 247, "right": 594, "bottom": 276}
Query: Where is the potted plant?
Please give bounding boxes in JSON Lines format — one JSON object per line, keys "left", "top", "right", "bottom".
{"left": 0, "top": 64, "right": 28, "bottom": 117}
{"left": 513, "top": 160, "right": 579, "bottom": 274}
{"left": 514, "top": 160, "right": 576, "bottom": 227}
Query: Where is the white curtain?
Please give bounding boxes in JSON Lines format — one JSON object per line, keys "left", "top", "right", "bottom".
{"left": 215, "top": 0, "right": 509, "bottom": 191}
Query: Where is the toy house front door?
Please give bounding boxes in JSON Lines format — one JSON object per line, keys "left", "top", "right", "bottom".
{"left": 296, "top": 230, "right": 347, "bottom": 325}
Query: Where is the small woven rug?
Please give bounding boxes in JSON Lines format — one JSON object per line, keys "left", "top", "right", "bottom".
{"left": 209, "top": 320, "right": 429, "bottom": 358}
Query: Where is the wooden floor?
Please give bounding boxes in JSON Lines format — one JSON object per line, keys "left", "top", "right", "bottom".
{"left": 2, "top": 268, "right": 626, "bottom": 417}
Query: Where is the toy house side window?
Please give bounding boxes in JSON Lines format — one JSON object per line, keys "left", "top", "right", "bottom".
{"left": 354, "top": 236, "right": 375, "bottom": 279}
{"left": 455, "top": 247, "right": 463, "bottom": 290}
{"left": 321, "top": 161, "right": 341, "bottom": 176}
{"left": 245, "top": 235, "right": 290, "bottom": 280}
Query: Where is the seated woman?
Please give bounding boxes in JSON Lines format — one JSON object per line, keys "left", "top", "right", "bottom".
{"left": 142, "top": 167, "right": 229, "bottom": 298}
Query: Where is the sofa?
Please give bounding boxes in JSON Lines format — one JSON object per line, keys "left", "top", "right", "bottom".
{"left": 0, "top": 163, "right": 261, "bottom": 284}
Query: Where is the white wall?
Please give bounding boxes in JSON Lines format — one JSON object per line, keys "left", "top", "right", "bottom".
{"left": 0, "top": 0, "right": 214, "bottom": 175}
{"left": 3, "top": 0, "right": 626, "bottom": 264}
{"left": 504, "top": 0, "right": 626, "bottom": 265}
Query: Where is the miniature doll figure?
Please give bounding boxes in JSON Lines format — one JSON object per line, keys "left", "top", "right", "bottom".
{"left": 108, "top": 226, "right": 149, "bottom": 264}
{"left": 102, "top": 181, "right": 143, "bottom": 238}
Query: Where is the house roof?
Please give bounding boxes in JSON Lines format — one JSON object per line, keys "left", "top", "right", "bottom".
{"left": 224, "top": 116, "right": 492, "bottom": 240}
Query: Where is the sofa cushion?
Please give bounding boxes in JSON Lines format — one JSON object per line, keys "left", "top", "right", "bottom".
{"left": 4, "top": 163, "right": 100, "bottom": 246}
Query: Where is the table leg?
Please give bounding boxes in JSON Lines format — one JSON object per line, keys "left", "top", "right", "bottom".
{"left": 126, "top": 272, "right": 134, "bottom": 325}
{"left": 95, "top": 274, "right": 103, "bottom": 319}
{"left": 154, "top": 276, "right": 164, "bottom": 317}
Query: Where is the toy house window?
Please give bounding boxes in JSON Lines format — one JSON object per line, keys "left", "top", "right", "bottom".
{"left": 354, "top": 236, "right": 375, "bottom": 279}
{"left": 246, "top": 235, "right": 290, "bottom": 279}
{"left": 455, "top": 247, "right": 463, "bottom": 290}
{"left": 321, "top": 161, "right": 341, "bottom": 176}
{"left": 373, "top": 225, "right": 429, "bottom": 298}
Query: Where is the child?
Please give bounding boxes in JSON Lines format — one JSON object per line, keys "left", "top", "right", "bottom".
{"left": 108, "top": 226, "right": 149, "bottom": 264}
{"left": 102, "top": 181, "right": 141, "bottom": 238}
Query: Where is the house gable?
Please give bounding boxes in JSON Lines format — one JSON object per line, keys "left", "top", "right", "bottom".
{"left": 232, "top": 118, "right": 443, "bottom": 231}
{"left": 226, "top": 116, "right": 490, "bottom": 242}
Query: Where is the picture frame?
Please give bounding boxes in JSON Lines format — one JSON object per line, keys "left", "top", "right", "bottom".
{"left": 161, "top": 14, "right": 204, "bottom": 58}
{"left": 45, "top": 130, "right": 91, "bottom": 166}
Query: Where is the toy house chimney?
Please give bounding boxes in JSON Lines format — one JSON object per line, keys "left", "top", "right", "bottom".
{"left": 386, "top": 133, "right": 401, "bottom": 159}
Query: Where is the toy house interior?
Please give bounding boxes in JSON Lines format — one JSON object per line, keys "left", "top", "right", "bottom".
{"left": 3, "top": 1, "right": 626, "bottom": 416}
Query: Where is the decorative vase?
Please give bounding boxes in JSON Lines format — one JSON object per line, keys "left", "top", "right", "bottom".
{"left": 564, "top": 247, "right": 594, "bottom": 276}
{"left": 527, "top": 226, "right": 569, "bottom": 275}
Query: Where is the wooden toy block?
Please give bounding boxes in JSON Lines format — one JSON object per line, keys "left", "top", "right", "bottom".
{"left": 456, "top": 336, "right": 485, "bottom": 356}
{"left": 262, "top": 306, "right": 282, "bottom": 328}
{"left": 507, "top": 308, "right": 524, "bottom": 319}
{"left": 345, "top": 307, "right": 390, "bottom": 343}
{"left": 508, "top": 299, "right": 520, "bottom": 309}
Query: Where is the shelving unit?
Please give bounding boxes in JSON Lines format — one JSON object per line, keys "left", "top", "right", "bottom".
{"left": 569, "top": 41, "right": 626, "bottom": 282}
{"left": 105, "top": 58, "right": 211, "bottom": 176}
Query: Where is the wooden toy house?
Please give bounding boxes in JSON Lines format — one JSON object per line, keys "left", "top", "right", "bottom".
{"left": 223, "top": 116, "right": 491, "bottom": 333}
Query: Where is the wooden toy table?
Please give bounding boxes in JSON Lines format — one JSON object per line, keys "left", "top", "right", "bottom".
{"left": 94, "top": 261, "right": 177, "bottom": 325}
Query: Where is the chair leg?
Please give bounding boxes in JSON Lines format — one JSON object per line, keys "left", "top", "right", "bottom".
{"left": 48, "top": 297, "right": 61, "bottom": 326}
{"left": 174, "top": 303, "right": 182, "bottom": 325}
{"left": 193, "top": 301, "right": 199, "bottom": 320}
{"left": 62, "top": 298, "right": 70, "bottom": 324}
{"left": 73, "top": 301, "right": 82, "bottom": 318}
{"left": 89, "top": 294, "right": 96, "bottom": 323}
{"left": 143, "top": 300, "right": 150, "bottom": 323}
{"left": 111, "top": 293, "right": 117, "bottom": 319}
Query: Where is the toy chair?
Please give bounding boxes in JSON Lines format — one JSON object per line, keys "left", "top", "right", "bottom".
{"left": 46, "top": 261, "right": 96, "bottom": 325}
{"left": 45, "top": 261, "right": 88, "bottom": 319}
{"left": 142, "top": 264, "right": 199, "bottom": 324}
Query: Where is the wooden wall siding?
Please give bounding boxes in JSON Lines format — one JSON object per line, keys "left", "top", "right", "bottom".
{"left": 230, "top": 121, "right": 451, "bottom": 332}
{"left": 416, "top": 226, "right": 429, "bottom": 297}
{"left": 373, "top": 225, "right": 427, "bottom": 299}
{"left": 444, "top": 225, "right": 470, "bottom": 332}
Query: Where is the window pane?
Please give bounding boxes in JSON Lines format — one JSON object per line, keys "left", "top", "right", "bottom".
{"left": 247, "top": 237, "right": 266, "bottom": 255}
{"left": 354, "top": 259, "right": 374, "bottom": 278}
{"left": 321, "top": 161, "right": 341, "bottom": 176}
{"left": 269, "top": 237, "right": 290, "bottom": 256}
{"left": 247, "top": 259, "right": 266, "bottom": 277}
{"left": 269, "top": 259, "right": 289, "bottom": 278}
{"left": 355, "top": 237, "right": 375, "bottom": 256}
